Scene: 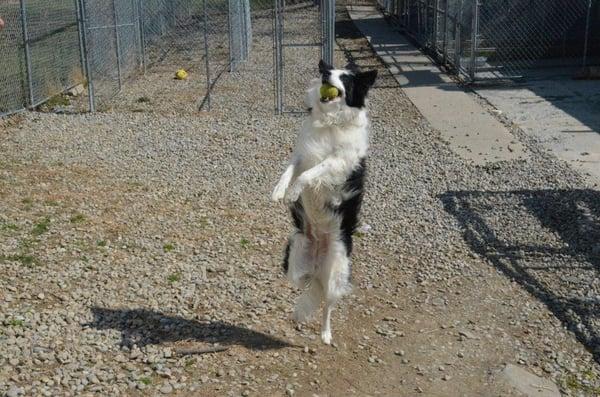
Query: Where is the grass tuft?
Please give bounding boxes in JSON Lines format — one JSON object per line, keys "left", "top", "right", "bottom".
{"left": 70, "top": 213, "right": 86, "bottom": 223}
{"left": 139, "top": 377, "right": 152, "bottom": 385}
{"left": 167, "top": 273, "right": 181, "bottom": 283}
{"left": 7, "top": 319, "right": 24, "bottom": 327}
{"left": 1, "top": 222, "right": 19, "bottom": 231}
{"left": 32, "top": 217, "right": 50, "bottom": 236}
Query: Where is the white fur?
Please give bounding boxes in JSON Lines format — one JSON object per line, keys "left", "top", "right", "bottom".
{"left": 273, "top": 73, "right": 371, "bottom": 345}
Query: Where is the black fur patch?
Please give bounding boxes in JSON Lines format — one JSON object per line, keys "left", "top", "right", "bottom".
{"left": 319, "top": 60, "right": 333, "bottom": 83}
{"left": 290, "top": 199, "right": 305, "bottom": 232}
{"left": 331, "top": 158, "right": 367, "bottom": 255}
{"left": 282, "top": 239, "right": 291, "bottom": 273}
{"left": 283, "top": 200, "right": 306, "bottom": 273}
{"left": 339, "top": 71, "right": 378, "bottom": 109}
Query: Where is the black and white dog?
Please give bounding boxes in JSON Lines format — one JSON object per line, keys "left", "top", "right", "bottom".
{"left": 272, "top": 60, "right": 377, "bottom": 344}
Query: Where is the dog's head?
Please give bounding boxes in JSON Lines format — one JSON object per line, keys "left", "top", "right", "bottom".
{"left": 306, "top": 60, "right": 377, "bottom": 114}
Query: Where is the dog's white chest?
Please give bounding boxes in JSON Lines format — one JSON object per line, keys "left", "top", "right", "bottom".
{"left": 296, "top": 122, "right": 368, "bottom": 173}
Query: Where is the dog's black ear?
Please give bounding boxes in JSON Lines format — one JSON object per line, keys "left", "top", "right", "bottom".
{"left": 345, "top": 62, "right": 360, "bottom": 74}
{"left": 356, "top": 70, "right": 378, "bottom": 89}
{"left": 319, "top": 59, "right": 334, "bottom": 74}
{"left": 344, "top": 69, "right": 378, "bottom": 108}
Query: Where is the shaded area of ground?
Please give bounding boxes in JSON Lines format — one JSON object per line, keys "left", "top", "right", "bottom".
{"left": 442, "top": 189, "right": 600, "bottom": 363}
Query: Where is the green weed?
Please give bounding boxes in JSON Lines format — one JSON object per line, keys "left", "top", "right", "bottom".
{"left": 167, "top": 273, "right": 181, "bottom": 283}
{"left": 32, "top": 217, "right": 50, "bottom": 236}
{"left": 70, "top": 213, "right": 86, "bottom": 223}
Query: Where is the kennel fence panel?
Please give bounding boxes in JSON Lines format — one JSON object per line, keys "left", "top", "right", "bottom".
{"left": 81, "top": 0, "right": 122, "bottom": 107}
{"left": 381, "top": 0, "right": 598, "bottom": 82}
{"left": 0, "top": 1, "right": 27, "bottom": 117}
{"left": 1, "top": 0, "right": 335, "bottom": 117}
{"left": 474, "top": 0, "right": 593, "bottom": 80}
{"left": 0, "top": 0, "right": 84, "bottom": 116}
{"left": 274, "top": 0, "right": 334, "bottom": 114}
{"left": 23, "top": 0, "right": 82, "bottom": 108}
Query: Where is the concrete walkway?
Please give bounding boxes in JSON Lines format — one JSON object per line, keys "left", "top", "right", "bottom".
{"left": 475, "top": 70, "right": 600, "bottom": 184}
{"left": 348, "top": 6, "right": 528, "bottom": 165}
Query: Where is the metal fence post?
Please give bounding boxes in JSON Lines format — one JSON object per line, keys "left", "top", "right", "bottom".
{"left": 136, "top": 0, "right": 146, "bottom": 73}
{"left": 19, "top": 0, "right": 34, "bottom": 107}
{"left": 75, "top": 0, "right": 95, "bottom": 112}
{"left": 432, "top": 0, "right": 438, "bottom": 52}
{"left": 441, "top": 0, "right": 448, "bottom": 64}
{"left": 468, "top": 0, "right": 478, "bottom": 81}
{"left": 274, "top": 0, "right": 283, "bottom": 114}
{"left": 111, "top": 0, "right": 123, "bottom": 89}
{"left": 228, "top": 0, "right": 233, "bottom": 71}
{"left": 406, "top": 0, "right": 411, "bottom": 32}
{"left": 323, "top": 0, "right": 335, "bottom": 66}
{"left": 202, "top": 0, "right": 211, "bottom": 111}
{"left": 453, "top": 0, "right": 462, "bottom": 73}
{"left": 583, "top": 0, "right": 592, "bottom": 68}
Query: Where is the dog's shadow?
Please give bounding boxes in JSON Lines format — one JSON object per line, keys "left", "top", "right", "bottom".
{"left": 87, "top": 307, "right": 292, "bottom": 350}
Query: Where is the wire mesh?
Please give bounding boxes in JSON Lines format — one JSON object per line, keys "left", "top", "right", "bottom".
{"left": 82, "top": 1, "right": 120, "bottom": 103}
{"left": 382, "top": 0, "right": 599, "bottom": 82}
{"left": 475, "top": 0, "right": 592, "bottom": 79}
{"left": 0, "top": 2, "right": 26, "bottom": 116}
{"left": 274, "top": 0, "right": 328, "bottom": 113}
{"left": 1, "top": 0, "right": 333, "bottom": 116}
{"left": 25, "top": 0, "right": 82, "bottom": 108}
{"left": 0, "top": 0, "right": 83, "bottom": 116}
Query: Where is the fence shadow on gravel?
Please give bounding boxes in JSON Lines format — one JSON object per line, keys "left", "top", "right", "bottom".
{"left": 441, "top": 189, "right": 600, "bottom": 363}
{"left": 88, "top": 307, "right": 292, "bottom": 350}
{"left": 335, "top": 6, "right": 400, "bottom": 90}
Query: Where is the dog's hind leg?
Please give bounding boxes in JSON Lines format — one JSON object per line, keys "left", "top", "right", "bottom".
{"left": 321, "top": 299, "right": 334, "bottom": 345}
{"left": 293, "top": 280, "right": 323, "bottom": 323}
{"left": 319, "top": 238, "right": 352, "bottom": 345}
{"left": 288, "top": 224, "right": 323, "bottom": 323}
{"left": 286, "top": 232, "right": 314, "bottom": 289}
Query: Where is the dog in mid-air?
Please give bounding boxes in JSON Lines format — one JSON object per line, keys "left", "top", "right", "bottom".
{"left": 272, "top": 60, "right": 377, "bottom": 344}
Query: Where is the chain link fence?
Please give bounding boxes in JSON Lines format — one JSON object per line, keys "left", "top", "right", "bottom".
{"left": 380, "top": 0, "right": 599, "bottom": 82}
{"left": 0, "top": 2, "right": 26, "bottom": 117}
{"left": 0, "top": 0, "right": 257, "bottom": 116}
{"left": 274, "top": 0, "right": 332, "bottom": 113}
{"left": 0, "top": 0, "right": 83, "bottom": 116}
{"left": 0, "top": 0, "right": 338, "bottom": 116}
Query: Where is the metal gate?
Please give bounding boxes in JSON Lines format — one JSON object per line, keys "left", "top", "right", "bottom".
{"left": 274, "top": 0, "right": 335, "bottom": 114}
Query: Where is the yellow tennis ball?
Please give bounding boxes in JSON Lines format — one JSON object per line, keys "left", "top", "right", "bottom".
{"left": 320, "top": 83, "right": 339, "bottom": 100}
{"left": 175, "top": 69, "right": 188, "bottom": 80}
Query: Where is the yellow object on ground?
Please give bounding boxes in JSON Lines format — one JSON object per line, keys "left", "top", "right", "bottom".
{"left": 175, "top": 69, "right": 188, "bottom": 80}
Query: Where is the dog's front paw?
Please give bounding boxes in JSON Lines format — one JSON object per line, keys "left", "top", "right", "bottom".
{"left": 284, "top": 181, "right": 304, "bottom": 204}
{"left": 271, "top": 182, "right": 287, "bottom": 202}
{"left": 321, "top": 329, "right": 332, "bottom": 345}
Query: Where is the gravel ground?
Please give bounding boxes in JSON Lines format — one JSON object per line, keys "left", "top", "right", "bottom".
{"left": 1, "top": 5, "right": 600, "bottom": 397}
